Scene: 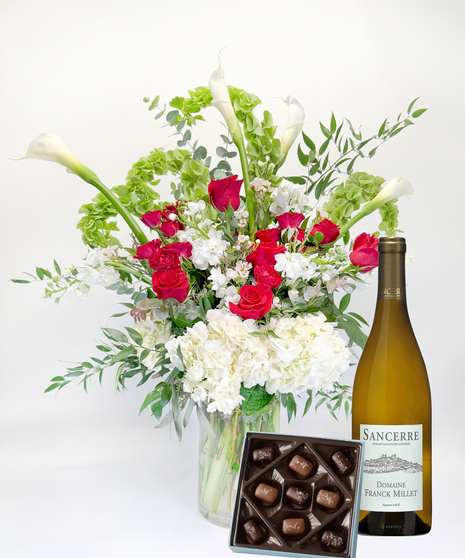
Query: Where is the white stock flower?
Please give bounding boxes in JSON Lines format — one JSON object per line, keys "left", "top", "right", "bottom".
{"left": 269, "top": 182, "right": 311, "bottom": 216}
{"left": 75, "top": 247, "right": 121, "bottom": 288}
{"left": 178, "top": 227, "right": 227, "bottom": 270}
{"left": 280, "top": 96, "right": 305, "bottom": 155}
{"left": 185, "top": 200, "right": 206, "bottom": 217}
{"left": 275, "top": 252, "right": 316, "bottom": 282}
{"left": 208, "top": 267, "right": 228, "bottom": 291}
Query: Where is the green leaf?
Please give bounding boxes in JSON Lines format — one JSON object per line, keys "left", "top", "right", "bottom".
{"left": 302, "top": 132, "right": 316, "bottom": 151}
{"left": 166, "top": 110, "right": 179, "bottom": 124}
{"left": 172, "top": 387, "right": 182, "bottom": 442}
{"left": 148, "top": 96, "right": 160, "bottom": 111}
{"left": 125, "top": 327, "right": 143, "bottom": 345}
{"left": 196, "top": 405, "right": 216, "bottom": 438}
{"left": 140, "top": 390, "right": 161, "bottom": 414}
{"left": 339, "top": 293, "right": 351, "bottom": 313}
{"left": 330, "top": 113, "right": 337, "bottom": 134}
{"left": 297, "top": 144, "right": 309, "bottom": 166}
{"left": 407, "top": 97, "right": 420, "bottom": 114}
{"left": 347, "top": 312, "right": 368, "bottom": 326}
{"left": 154, "top": 410, "right": 174, "bottom": 429}
{"left": 284, "top": 176, "right": 306, "bottom": 185}
{"left": 36, "top": 267, "right": 44, "bottom": 280}
{"left": 102, "top": 328, "right": 128, "bottom": 344}
{"left": 378, "top": 118, "right": 388, "bottom": 136}
{"left": 216, "top": 146, "right": 229, "bottom": 157}
{"left": 320, "top": 122, "right": 332, "bottom": 138}
{"left": 318, "top": 138, "right": 331, "bottom": 156}
{"left": 337, "top": 316, "right": 367, "bottom": 348}
{"left": 114, "top": 363, "right": 125, "bottom": 395}
{"left": 53, "top": 260, "right": 61, "bottom": 274}
{"left": 345, "top": 400, "right": 350, "bottom": 419}
{"left": 110, "top": 312, "right": 127, "bottom": 318}
{"left": 412, "top": 108, "right": 427, "bottom": 118}
{"left": 327, "top": 402, "right": 338, "bottom": 421}
{"left": 240, "top": 384, "right": 274, "bottom": 415}
{"left": 183, "top": 398, "right": 195, "bottom": 428}
{"left": 44, "top": 383, "right": 61, "bottom": 393}
{"left": 193, "top": 146, "right": 207, "bottom": 160}
{"left": 10, "top": 279, "right": 31, "bottom": 284}
{"left": 303, "top": 390, "right": 313, "bottom": 416}
{"left": 50, "top": 376, "right": 65, "bottom": 382}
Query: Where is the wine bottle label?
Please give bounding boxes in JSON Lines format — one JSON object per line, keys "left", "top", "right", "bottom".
{"left": 360, "top": 424, "right": 423, "bottom": 512}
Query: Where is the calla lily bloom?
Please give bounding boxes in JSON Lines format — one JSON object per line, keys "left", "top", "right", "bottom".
{"left": 338, "top": 177, "right": 414, "bottom": 237}
{"left": 209, "top": 63, "right": 240, "bottom": 139}
{"left": 16, "top": 132, "right": 149, "bottom": 245}
{"left": 280, "top": 96, "right": 305, "bottom": 155}
{"left": 19, "top": 132, "right": 98, "bottom": 182}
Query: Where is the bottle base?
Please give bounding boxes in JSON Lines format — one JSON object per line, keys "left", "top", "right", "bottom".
{"left": 358, "top": 512, "right": 431, "bottom": 536}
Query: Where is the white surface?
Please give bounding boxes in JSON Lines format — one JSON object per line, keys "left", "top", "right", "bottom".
{"left": 1, "top": 1, "right": 464, "bottom": 556}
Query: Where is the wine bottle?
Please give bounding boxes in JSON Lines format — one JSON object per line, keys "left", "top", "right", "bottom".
{"left": 352, "top": 237, "right": 432, "bottom": 536}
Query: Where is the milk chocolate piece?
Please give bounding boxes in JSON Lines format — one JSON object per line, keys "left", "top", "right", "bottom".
{"left": 243, "top": 519, "right": 265, "bottom": 544}
{"left": 321, "top": 530, "right": 345, "bottom": 552}
{"left": 282, "top": 518, "right": 306, "bottom": 536}
{"left": 331, "top": 450, "right": 353, "bottom": 475}
{"left": 255, "top": 483, "right": 279, "bottom": 504}
{"left": 316, "top": 488, "right": 341, "bottom": 510}
{"left": 289, "top": 455, "right": 313, "bottom": 478}
{"left": 253, "top": 446, "right": 275, "bottom": 465}
{"left": 285, "top": 486, "right": 310, "bottom": 507}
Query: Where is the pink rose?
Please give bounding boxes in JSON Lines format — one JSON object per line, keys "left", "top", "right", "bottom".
{"left": 255, "top": 229, "right": 281, "bottom": 243}
{"left": 229, "top": 284, "right": 273, "bottom": 320}
{"left": 254, "top": 265, "right": 282, "bottom": 289}
{"left": 277, "top": 212, "right": 305, "bottom": 229}
{"left": 350, "top": 233, "right": 379, "bottom": 273}
{"left": 152, "top": 269, "right": 189, "bottom": 302}
{"left": 208, "top": 175, "right": 243, "bottom": 212}
{"left": 310, "top": 218, "right": 340, "bottom": 245}
{"left": 247, "top": 242, "right": 287, "bottom": 267}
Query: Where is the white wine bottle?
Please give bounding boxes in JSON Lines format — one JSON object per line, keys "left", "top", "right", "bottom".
{"left": 352, "top": 237, "right": 432, "bottom": 536}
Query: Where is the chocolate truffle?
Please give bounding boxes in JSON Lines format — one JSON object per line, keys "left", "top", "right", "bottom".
{"left": 252, "top": 446, "right": 275, "bottom": 465}
{"left": 282, "top": 518, "right": 306, "bottom": 536}
{"left": 243, "top": 519, "right": 265, "bottom": 544}
{"left": 321, "top": 530, "right": 346, "bottom": 552}
{"left": 285, "top": 486, "right": 310, "bottom": 507}
{"left": 254, "top": 483, "right": 279, "bottom": 504}
{"left": 316, "top": 488, "right": 341, "bottom": 510}
{"left": 289, "top": 455, "right": 314, "bottom": 478}
{"left": 331, "top": 450, "right": 353, "bottom": 475}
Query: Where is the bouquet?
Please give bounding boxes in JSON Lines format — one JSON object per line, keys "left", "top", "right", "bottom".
{"left": 14, "top": 60, "right": 423, "bottom": 524}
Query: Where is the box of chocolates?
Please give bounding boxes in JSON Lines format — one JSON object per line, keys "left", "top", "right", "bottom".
{"left": 229, "top": 433, "right": 364, "bottom": 558}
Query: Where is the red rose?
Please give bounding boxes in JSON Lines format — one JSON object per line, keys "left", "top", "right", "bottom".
{"left": 162, "top": 242, "right": 193, "bottom": 259}
{"left": 291, "top": 228, "right": 306, "bottom": 242}
{"left": 141, "top": 210, "right": 162, "bottom": 228}
{"left": 152, "top": 269, "right": 189, "bottom": 302}
{"left": 277, "top": 212, "right": 305, "bottom": 229}
{"left": 229, "top": 284, "right": 273, "bottom": 320}
{"left": 149, "top": 250, "right": 180, "bottom": 272}
{"left": 247, "top": 242, "right": 286, "bottom": 267}
{"left": 255, "top": 228, "right": 281, "bottom": 243}
{"left": 254, "top": 265, "right": 282, "bottom": 289}
{"left": 208, "top": 174, "right": 243, "bottom": 212}
{"left": 310, "top": 218, "right": 340, "bottom": 245}
{"left": 134, "top": 239, "right": 161, "bottom": 260}
{"left": 350, "top": 233, "right": 379, "bottom": 273}
{"left": 158, "top": 219, "right": 179, "bottom": 238}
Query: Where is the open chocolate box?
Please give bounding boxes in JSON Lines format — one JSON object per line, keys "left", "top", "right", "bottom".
{"left": 229, "top": 433, "right": 364, "bottom": 558}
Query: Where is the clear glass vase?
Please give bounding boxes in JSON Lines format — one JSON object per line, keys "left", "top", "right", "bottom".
{"left": 197, "top": 399, "right": 280, "bottom": 528}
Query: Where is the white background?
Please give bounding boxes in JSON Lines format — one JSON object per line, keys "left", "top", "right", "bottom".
{"left": 1, "top": 0, "right": 464, "bottom": 556}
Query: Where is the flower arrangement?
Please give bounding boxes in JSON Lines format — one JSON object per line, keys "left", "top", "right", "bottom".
{"left": 14, "top": 60, "right": 423, "bottom": 523}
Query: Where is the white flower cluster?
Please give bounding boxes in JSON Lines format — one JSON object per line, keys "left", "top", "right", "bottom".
{"left": 274, "top": 252, "right": 317, "bottom": 284}
{"left": 177, "top": 226, "right": 228, "bottom": 270}
{"left": 250, "top": 178, "right": 271, "bottom": 192}
{"left": 269, "top": 182, "right": 312, "bottom": 216}
{"left": 165, "top": 310, "right": 349, "bottom": 414}
{"left": 75, "top": 246, "right": 121, "bottom": 288}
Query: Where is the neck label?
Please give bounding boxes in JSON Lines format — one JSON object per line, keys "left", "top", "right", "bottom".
{"left": 360, "top": 424, "right": 423, "bottom": 512}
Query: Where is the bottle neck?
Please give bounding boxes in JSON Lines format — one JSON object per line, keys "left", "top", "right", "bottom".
{"left": 377, "top": 251, "right": 406, "bottom": 301}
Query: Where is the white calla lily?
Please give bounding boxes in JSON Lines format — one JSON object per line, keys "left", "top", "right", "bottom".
{"left": 208, "top": 63, "right": 239, "bottom": 138}
{"left": 20, "top": 132, "right": 92, "bottom": 179}
{"left": 338, "top": 177, "right": 414, "bottom": 237}
{"left": 280, "top": 96, "right": 305, "bottom": 155}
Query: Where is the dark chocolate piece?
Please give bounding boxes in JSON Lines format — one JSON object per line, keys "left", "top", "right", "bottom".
{"left": 321, "top": 530, "right": 346, "bottom": 552}
{"left": 289, "top": 454, "right": 313, "bottom": 478}
{"left": 243, "top": 519, "right": 265, "bottom": 544}
{"left": 285, "top": 486, "right": 310, "bottom": 507}
{"left": 252, "top": 446, "right": 275, "bottom": 465}
{"left": 282, "top": 518, "right": 306, "bottom": 536}
{"left": 255, "top": 482, "right": 279, "bottom": 504}
{"left": 331, "top": 450, "right": 353, "bottom": 475}
{"left": 316, "top": 488, "right": 341, "bottom": 510}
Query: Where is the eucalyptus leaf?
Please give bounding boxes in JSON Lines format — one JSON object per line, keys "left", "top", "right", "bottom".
{"left": 196, "top": 405, "right": 216, "bottom": 438}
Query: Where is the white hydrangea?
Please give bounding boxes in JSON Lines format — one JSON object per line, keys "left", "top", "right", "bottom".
{"left": 184, "top": 200, "right": 206, "bottom": 217}
{"left": 269, "top": 182, "right": 312, "bottom": 216}
{"left": 208, "top": 267, "right": 228, "bottom": 291}
{"left": 75, "top": 246, "right": 121, "bottom": 288}
{"left": 165, "top": 310, "right": 350, "bottom": 414}
{"left": 177, "top": 227, "right": 228, "bottom": 270}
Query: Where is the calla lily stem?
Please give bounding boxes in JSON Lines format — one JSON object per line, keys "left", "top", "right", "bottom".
{"left": 235, "top": 139, "right": 255, "bottom": 234}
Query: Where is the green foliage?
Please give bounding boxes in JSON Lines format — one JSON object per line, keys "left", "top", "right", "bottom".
{"left": 240, "top": 384, "right": 275, "bottom": 415}
{"left": 303, "top": 383, "right": 352, "bottom": 420}
{"left": 297, "top": 99, "right": 427, "bottom": 202}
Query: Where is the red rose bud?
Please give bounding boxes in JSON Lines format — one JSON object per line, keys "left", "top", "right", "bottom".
{"left": 208, "top": 174, "right": 243, "bottom": 212}
{"left": 310, "top": 218, "right": 340, "bottom": 245}
{"left": 134, "top": 239, "right": 161, "bottom": 260}
{"left": 141, "top": 210, "right": 162, "bottom": 228}
{"left": 158, "top": 219, "right": 179, "bottom": 238}
{"left": 254, "top": 265, "right": 282, "bottom": 289}
{"left": 149, "top": 250, "right": 181, "bottom": 272}
{"left": 247, "top": 242, "right": 286, "bottom": 267}
{"left": 162, "top": 242, "right": 192, "bottom": 259}
{"left": 255, "top": 228, "right": 281, "bottom": 243}
{"left": 277, "top": 212, "right": 305, "bottom": 229}
{"left": 152, "top": 268, "right": 190, "bottom": 303}
{"left": 350, "top": 233, "right": 379, "bottom": 273}
{"left": 229, "top": 284, "right": 273, "bottom": 320}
